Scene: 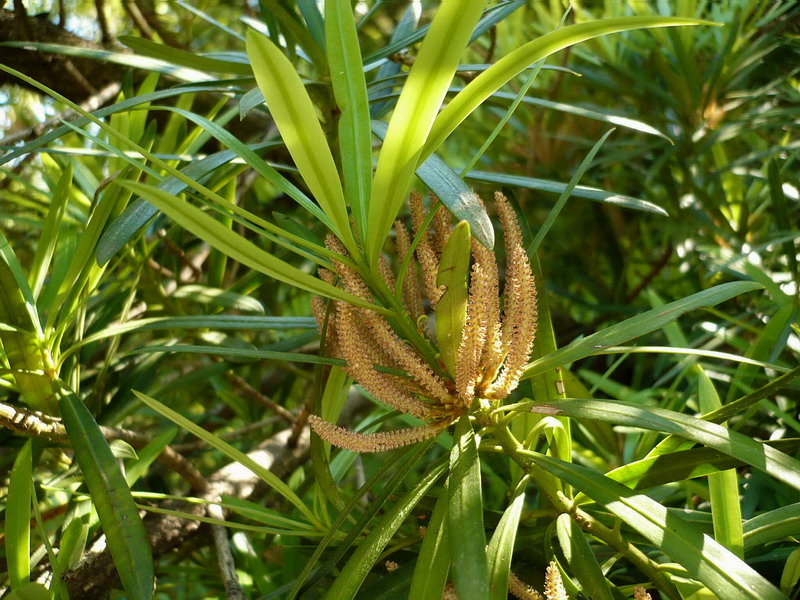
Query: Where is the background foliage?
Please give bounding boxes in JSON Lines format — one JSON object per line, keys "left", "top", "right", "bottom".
{"left": 0, "top": 1, "right": 798, "bottom": 599}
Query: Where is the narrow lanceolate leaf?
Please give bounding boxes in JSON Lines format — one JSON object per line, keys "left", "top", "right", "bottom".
{"left": 486, "top": 482, "right": 526, "bottom": 600}
{"left": 448, "top": 415, "right": 489, "bottom": 599}
{"left": 409, "top": 483, "right": 451, "bottom": 600}
{"left": 522, "top": 281, "right": 762, "bottom": 379}
{"left": 697, "top": 368, "right": 744, "bottom": 558}
{"left": 118, "top": 182, "right": 377, "bottom": 311}
{"left": 30, "top": 163, "right": 72, "bottom": 298}
{"left": 744, "top": 503, "right": 800, "bottom": 549}
{"left": 526, "top": 452, "right": 783, "bottom": 600}
{"left": 326, "top": 0, "right": 372, "bottom": 242}
{"left": 370, "top": 120, "right": 494, "bottom": 249}
{"left": 556, "top": 514, "right": 614, "bottom": 600}
{"left": 6, "top": 440, "right": 33, "bottom": 589}
{"left": 58, "top": 387, "right": 154, "bottom": 600}
{"left": 366, "top": 0, "right": 488, "bottom": 266}
{"left": 421, "top": 16, "right": 714, "bottom": 161}
{"left": 436, "top": 221, "right": 471, "bottom": 374}
{"left": 291, "top": 443, "right": 432, "bottom": 599}
{"left": 467, "top": 170, "right": 667, "bottom": 216}
{"left": 119, "top": 36, "right": 252, "bottom": 75}
{"left": 0, "top": 244, "right": 55, "bottom": 414}
{"left": 530, "top": 399, "right": 800, "bottom": 493}
{"left": 246, "top": 30, "right": 357, "bottom": 254}
{"left": 322, "top": 460, "right": 448, "bottom": 600}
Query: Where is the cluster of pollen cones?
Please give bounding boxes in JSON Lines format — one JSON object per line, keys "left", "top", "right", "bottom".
{"left": 309, "top": 192, "right": 538, "bottom": 452}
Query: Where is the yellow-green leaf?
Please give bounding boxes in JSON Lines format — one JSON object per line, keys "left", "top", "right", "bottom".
{"left": 435, "top": 221, "right": 471, "bottom": 374}
{"left": 119, "top": 182, "right": 378, "bottom": 312}
{"left": 366, "top": 0, "right": 488, "bottom": 265}
{"left": 246, "top": 30, "right": 357, "bottom": 255}
{"left": 422, "top": 17, "right": 714, "bottom": 162}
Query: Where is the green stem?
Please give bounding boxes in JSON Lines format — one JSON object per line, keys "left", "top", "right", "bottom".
{"left": 487, "top": 417, "right": 682, "bottom": 600}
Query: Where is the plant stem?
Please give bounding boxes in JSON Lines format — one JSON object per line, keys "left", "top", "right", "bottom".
{"left": 486, "top": 416, "right": 682, "bottom": 600}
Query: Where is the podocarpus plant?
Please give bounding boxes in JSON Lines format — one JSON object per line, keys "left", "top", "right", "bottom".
{"left": 1, "top": 1, "right": 798, "bottom": 599}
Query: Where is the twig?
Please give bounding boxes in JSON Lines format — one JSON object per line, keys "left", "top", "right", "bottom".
{"left": 132, "top": 0, "right": 185, "bottom": 49}
{"left": 158, "top": 230, "right": 204, "bottom": 282}
{"left": 94, "top": 0, "right": 111, "bottom": 44}
{"left": 624, "top": 242, "right": 673, "bottom": 304}
{"left": 121, "top": 0, "right": 153, "bottom": 39}
{"left": 223, "top": 370, "right": 295, "bottom": 424}
{"left": 209, "top": 506, "right": 247, "bottom": 600}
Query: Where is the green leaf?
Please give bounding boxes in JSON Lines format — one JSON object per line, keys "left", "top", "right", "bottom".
{"left": 322, "top": 459, "right": 448, "bottom": 600}
{"left": 370, "top": 120, "right": 494, "bottom": 249}
{"left": 486, "top": 482, "right": 526, "bottom": 600}
{"left": 150, "top": 106, "right": 334, "bottom": 230}
{"left": 133, "top": 390, "right": 320, "bottom": 528}
{"left": 468, "top": 170, "right": 667, "bottom": 216}
{"left": 530, "top": 399, "right": 800, "bottom": 493}
{"left": 326, "top": 0, "right": 372, "bottom": 242}
{"left": 118, "top": 182, "right": 376, "bottom": 311}
{"left": 767, "top": 159, "right": 799, "bottom": 292}
{"left": 97, "top": 146, "right": 271, "bottom": 264}
{"left": 125, "top": 428, "right": 177, "bottom": 486}
{"left": 448, "top": 415, "right": 489, "bottom": 599}
{"left": 422, "top": 16, "right": 715, "bottom": 160}
{"left": 119, "top": 36, "right": 252, "bottom": 75}
{"left": 743, "top": 502, "right": 800, "bottom": 549}
{"left": 292, "top": 442, "right": 435, "bottom": 599}
{"left": 366, "top": 0, "right": 488, "bottom": 265}
{"left": 697, "top": 368, "right": 743, "bottom": 558}
{"left": 409, "top": 484, "right": 451, "bottom": 600}
{"left": 0, "top": 41, "right": 213, "bottom": 82}
{"left": 522, "top": 281, "right": 763, "bottom": 380}
{"left": 256, "top": 0, "right": 326, "bottom": 68}
{"left": 6, "top": 440, "right": 33, "bottom": 588}
{"left": 362, "top": 0, "right": 524, "bottom": 65}
{"left": 556, "top": 513, "right": 614, "bottom": 600}
{"left": 0, "top": 243, "right": 55, "bottom": 413}
{"left": 126, "top": 344, "right": 344, "bottom": 368}
{"left": 57, "top": 500, "right": 91, "bottom": 571}
{"left": 601, "top": 440, "right": 800, "bottom": 492}
{"left": 246, "top": 30, "right": 357, "bottom": 254}
{"left": 61, "top": 314, "right": 315, "bottom": 360}
{"left": 4, "top": 582, "right": 53, "bottom": 600}
{"left": 524, "top": 451, "right": 783, "bottom": 600}
{"left": 436, "top": 221, "right": 471, "bottom": 374}
{"left": 29, "top": 163, "right": 72, "bottom": 298}
{"left": 58, "top": 387, "right": 154, "bottom": 600}
{"left": 172, "top": 284, "right": 265, "bottom": 314}
{"left": 0, "top": 84, "right": 215, "bottom": 167}
{"left": 781, "top": 548, "right": 800, "bottom": 596}
{"left": 487, "top": 91, "right": 671, "bottom": 140}
{"left": 528, "top": 129, "right": 615, "bottom": 255}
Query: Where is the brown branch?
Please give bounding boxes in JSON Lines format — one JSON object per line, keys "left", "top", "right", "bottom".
{"left": 131, "top": 0, "right": 185, "bottom": 49}
{"left": 624, "top": 242, "right": 674, "bottom": 304}
{"left": 94, "top": 0, "right": 112, "bottom": 45}
{"left": 121, "top": 0, "right": 153, "bottom": 39}
{"left": 223, "top": 370, "right": 296, "bottom": 424}
{"left": 0, "top": 401, "right": 205, "bottom": 491}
